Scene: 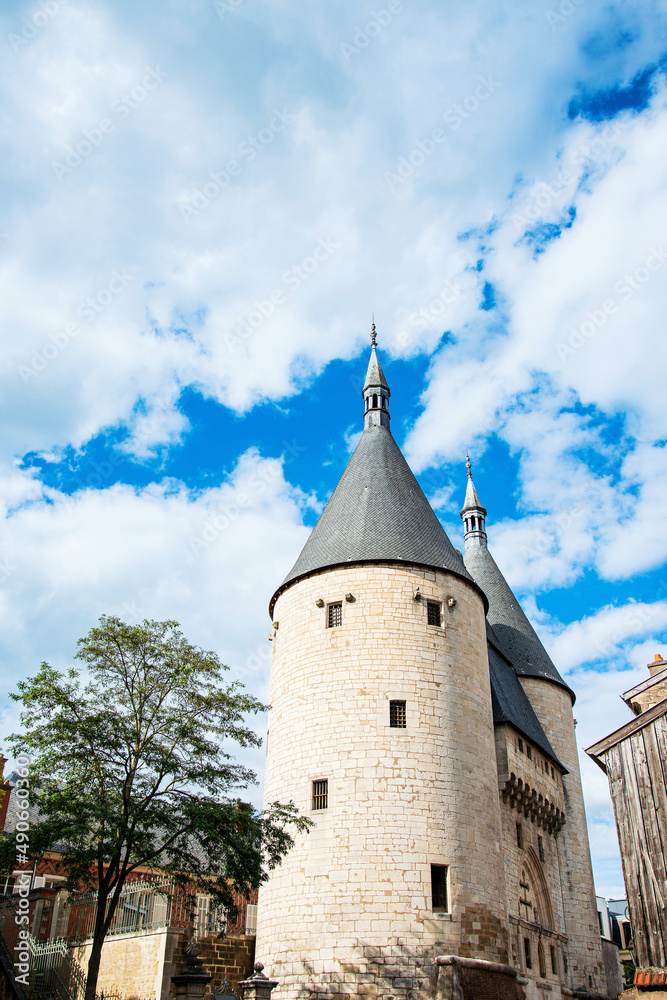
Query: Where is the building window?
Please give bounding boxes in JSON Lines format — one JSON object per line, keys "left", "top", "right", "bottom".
{"left": 431, "top": 865, "right": 448, "bottom": 912}
{"left": 563, "top": 956, "right": 568, "bottom": 974}
{"left": 550, "top": 946, "right": 557, "bottom": 975}
{"left": 390, "top": 700, "right": 406, "bottom": 728}
{"left": 551, "top": 766, "right": 555, "bottom": 778}
{"left": 518, "top": 738, "right": 524, "bottom": 753}
{"left": 526, "top": 745, "right": 532, "bottom": 760}
{"left": 538, "top": 943, "right": 546, "bottom": 979}
{"left": 524, "top": 938, "right": 532, "bottom": 970}
{"left": 427, "top": 601, "right": 441, "bottom": 626}
{"left": 312, "top": 779, "right": 328, "bottom": 810}
{"left": 538, "top": 836, "right": 545, "bottom": 862}
{"left": 372, "top": 393, "right": 378, "bottom": 408}
{"left": 327, "top": 602, "right": 342, "bottom": 628}
{"left": 516, "top": 823, "right": 523, "bottom": 849}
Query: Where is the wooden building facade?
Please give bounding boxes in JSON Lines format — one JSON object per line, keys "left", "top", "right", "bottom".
{"left": 587, "top": 654, "right": 667, "bottom": 971}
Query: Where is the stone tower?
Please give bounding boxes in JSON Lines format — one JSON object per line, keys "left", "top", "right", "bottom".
{"left": 257, "top": 333, "right": 510, "bottom": 999}
{"left": 256, "top": 333, "right": 607, "bottom": 1000}
{"left": 461, "top": 461, "right": 606, "bottom": 995}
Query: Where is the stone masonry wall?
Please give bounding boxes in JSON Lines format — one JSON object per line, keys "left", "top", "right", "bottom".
{"left": 257, "top": 562, "right": 510, "bottom": 1000}
{"left": 519, "top": 678, "right": 606, "bottom": 995}
{"left": 495, "top": 724, "right": 569, "bottom": 998}
{"left": 73, "top": 927, "right": 178, "bottom": 1000}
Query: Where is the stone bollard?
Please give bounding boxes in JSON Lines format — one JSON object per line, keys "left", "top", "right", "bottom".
{"left": 238, "top": 962, "right": 279, "bottom": 1000}
{"left": 172, "top": 941, "right": 212, "bottom": 1000}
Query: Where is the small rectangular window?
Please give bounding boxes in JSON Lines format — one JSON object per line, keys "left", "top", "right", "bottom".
{"left": 538, "top": 836, "right": 545, "bottom": 862}
{"left": 550, "top": 946, "right": 557, "bottom": 975}
{"left": 518, "top": 738, "right": 524, "bottom": 753}
{"left": 524, "top": 938, "right": 532, "bottom": 970}
{"left": 327, "top": 602, "right": 342, "bottom": 628}
{"left": 390, "top": 700, "right": 406, "bottom": 728}
{"left": 516, "top": 823, "right": 523, "bottom": 849}
{"left": 431, "top": 865, "right": 448, "bottom": 911}
{"left": 551, "top": 766, "right": 555, "bottom": 778}
{"left": 312, "top": 779, "right": 328, "bottom": 810}
{"left": 526, "top": 745, "right": 532, "bottom": 760}
{"left": 427, "top": 601, "right": 441, "bottom": 626}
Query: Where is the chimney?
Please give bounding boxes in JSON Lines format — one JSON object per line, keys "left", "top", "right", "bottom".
{"left": 649, "top": 653, "right": 667, "bottom": 677}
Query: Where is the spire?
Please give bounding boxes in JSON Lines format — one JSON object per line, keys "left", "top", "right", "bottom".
{"left": 460, "top": 454, "right": 487, "bottom": 548}
{"left": 270, "top": 329, "right": 480, "bottom": 615}
{"left": 362, "top": 322, "right": 390, "bottom": 429}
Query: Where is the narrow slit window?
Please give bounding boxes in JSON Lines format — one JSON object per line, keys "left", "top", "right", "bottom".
{"left": 524, "top": 938, "right": 532, "bottom": 970}
{"left": 518, "top": 738, "right": 524, "bottom": 753}
{"left": 516, "top": 823, "right": 523, "bottom": 849}
{"left": 312, "top": 779, "right": 328, "bottom": 810}
{"left": 372, "top": 393, "right": 378, "bottom": 408}
{"left": 550, "top": 946, "right": 557, "bottom": 975}
{"left": 431, "top": 865, "right": 448, "bottom": 912}
{"left": 427, "top": 601, "right": 441, "bottom": 627}
{"left": 390, "top": 700, "right": 406, "bottom": 728}
{"left": 538, "top": 836, "right": 545, "bottom": 862}
{"left": 327, "top": 602, "right": 342, "bottom": 628}
{"left": 538, "top": 943, "right": 546, "bottom": 979}
{"left": 526, "top": 745, "right": 532, "bottom": 760}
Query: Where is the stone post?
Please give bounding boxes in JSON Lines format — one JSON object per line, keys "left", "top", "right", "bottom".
{"left": 238, "top": 962, "right": 278, "bottom": 1000}
{"left": 171, "top": 941, "right": 212, "bottom": 1000}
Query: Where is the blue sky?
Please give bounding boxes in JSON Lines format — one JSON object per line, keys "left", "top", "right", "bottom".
{"left": 2, "top": 0, "right": 667, "bottom": 898}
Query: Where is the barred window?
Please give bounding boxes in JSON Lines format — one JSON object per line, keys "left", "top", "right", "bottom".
{"left": 427, "top": 601, "right": 441, "bottom": 627}
{"left": 431, "top": 865, "right": 448, "bottom": 911}
{"left": 312, "top": 779, "right": 328, "bottom": 810}
{"left": 390, "top": 700, "right": 406, "bottom": 728}
{"left": 327, "top": 602, "right": 342, "bottom": 627}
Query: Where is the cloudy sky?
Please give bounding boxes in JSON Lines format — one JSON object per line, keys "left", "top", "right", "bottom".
{"left": 2, "top": 0, "right": 667, "bottom": 898}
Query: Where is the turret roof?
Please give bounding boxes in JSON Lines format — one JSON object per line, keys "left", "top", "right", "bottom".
{"left": 464, "top": 543, "right": 573, "bottom": 699}
{"left": 270, "top": 339, "right": 478, "bottom": 613}
{"left": 460, "top": 456, "right": 486, "bottom": 515}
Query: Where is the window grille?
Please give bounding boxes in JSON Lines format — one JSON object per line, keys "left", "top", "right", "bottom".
{"left": 312, "top": 779, "right": 328, "bottom": 810}
{"left": 427, "top": 601, "right": 441, "bottom": 627}
{"left": 327, "top": 602, "right": 342, "bottom": 628}
{"left": 390, "top": 700, "right": 406, "bottom": 728}
{"left": 431, "top": 865, "right": 448, "bottom": 911}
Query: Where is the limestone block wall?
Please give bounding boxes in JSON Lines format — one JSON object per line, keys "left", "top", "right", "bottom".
{"left": 257, "top": 562, "right": 509, "bottom": 1000}
{"left": 73, "top": 926, "right": 180, "bottom": 1000}
{"left": 494, "top": 726, "right": 568, "bottom": 998}
{"left": 518, "top": 678, "right": 605, "bottom": 994}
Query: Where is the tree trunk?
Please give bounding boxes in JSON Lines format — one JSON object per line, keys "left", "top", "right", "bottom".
{"left": 84, "top": 932, "right": 104, "bottom": 1000}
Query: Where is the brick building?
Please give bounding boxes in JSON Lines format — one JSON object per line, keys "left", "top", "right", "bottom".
{"left": 256, "top": 331, "right": 606, "bottom": 999}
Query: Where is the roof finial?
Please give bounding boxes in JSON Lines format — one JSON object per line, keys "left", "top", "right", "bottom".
{"left": 466, "top": 452, "right": 472, "bottom": 478}
{"left": 370, "top": 316, "right": 377, "bottom": 347}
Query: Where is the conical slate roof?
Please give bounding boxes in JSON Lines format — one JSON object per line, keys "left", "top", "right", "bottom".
{"left": 464, "top": 544, "right": 573, "bottom": 698}
{"left": 271, "top": 422, "right": 476, "bottom": 612}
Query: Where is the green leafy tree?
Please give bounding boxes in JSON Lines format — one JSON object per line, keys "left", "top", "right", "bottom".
{"left": 1, "top": 616, "right": 309, "bottom": 1000}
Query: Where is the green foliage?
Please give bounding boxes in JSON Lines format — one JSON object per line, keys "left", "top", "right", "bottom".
{"left": 2, "top": 616, "right": 309, "bottom": 925}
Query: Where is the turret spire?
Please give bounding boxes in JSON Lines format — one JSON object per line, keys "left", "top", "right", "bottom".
{"left": 460, "top": 454, "right": 487, "bottom": 548}
{"left": 362, "top": 322, "right": 390, "bottom": 429}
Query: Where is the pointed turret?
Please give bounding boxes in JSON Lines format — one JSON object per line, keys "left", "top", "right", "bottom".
{"left": 362, "top": 322, "right": 391, "bottom": 429}
{"left": 461, "top": 458, "right": 572, "bottom": 696}
{"left": 270, "top": 326, "right": 475, "bottom": 613}
{"left": 460, "top": 454, "right": 487, "bottom": 548}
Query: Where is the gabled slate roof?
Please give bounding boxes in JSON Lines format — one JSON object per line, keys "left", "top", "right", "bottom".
{"left": 465, "top": 544, "right": 573, "bottom": 699}
{"left": 486, "top": 624, "right": 566, "bottom": 771}
{"left": 271, "top": 422, "right": 478, "bottom": 612}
